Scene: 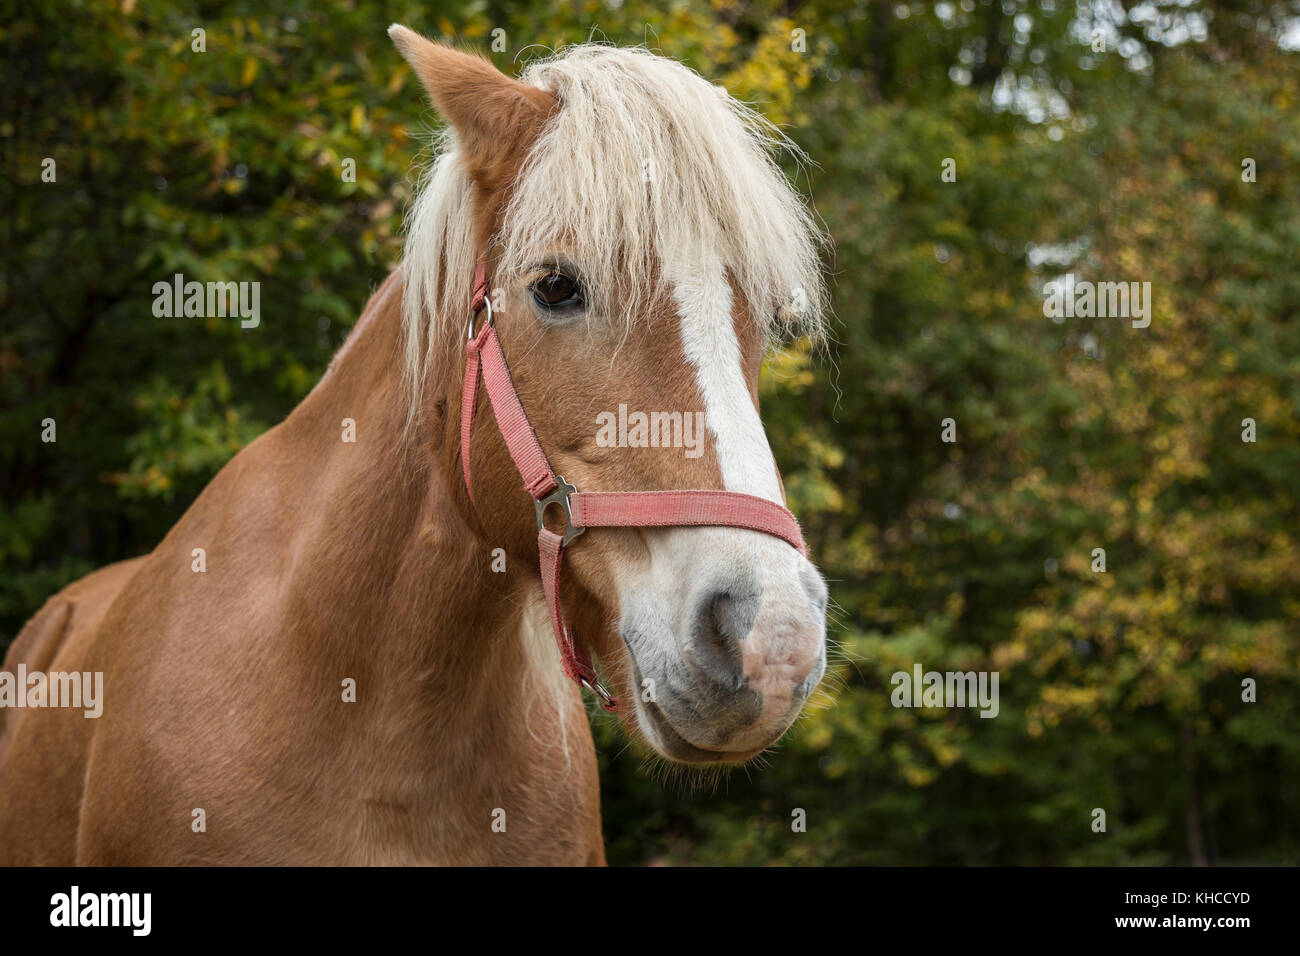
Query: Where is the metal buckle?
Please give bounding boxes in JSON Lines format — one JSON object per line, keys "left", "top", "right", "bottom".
{"left": 467, "top": 296, "right": 493, "bottom": 340}
{"left": 580, "top": 675, "right": 616, "bottom": 709}
{"left": 535, "top": 475, "right": 585, "bottom": 546}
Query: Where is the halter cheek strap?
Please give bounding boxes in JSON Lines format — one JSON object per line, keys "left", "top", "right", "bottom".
{"left": 460, "top": 256, "right": 807, "bottom": 712}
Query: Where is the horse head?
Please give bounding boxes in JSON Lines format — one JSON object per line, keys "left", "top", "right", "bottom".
{"left": 391, "top": 25, "right": 830, "bottom": 765}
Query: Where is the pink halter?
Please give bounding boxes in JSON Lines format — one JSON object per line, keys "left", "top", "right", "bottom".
{"left": 460, "top": 256, "right": 807, "bottom": 711}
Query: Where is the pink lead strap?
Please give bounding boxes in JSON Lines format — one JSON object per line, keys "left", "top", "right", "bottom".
{"left": 460, "top": 256, "right": 808, "bottom": 712}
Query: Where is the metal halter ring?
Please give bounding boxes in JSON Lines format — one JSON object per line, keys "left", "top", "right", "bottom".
{"left": 467, "top": 296, "right": 493, "bottom": 340}
{"left": 580, "top": 676, "right": 616, "bottom": 709}
{"left": 535, "top": 475, "right": 585, "bottom": 546}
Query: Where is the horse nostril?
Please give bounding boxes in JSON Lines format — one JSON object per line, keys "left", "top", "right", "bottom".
{"left": 681, "top": 587, "right": 759, "bottom": 691}
{"left": 704, "top": 588, "right": 761, "bottom": 646}
{"left": 708, "top": 592, "right": 740, "bottom": 644}
{"left": 683, "top": 587, "right": 762, "bottom": 691}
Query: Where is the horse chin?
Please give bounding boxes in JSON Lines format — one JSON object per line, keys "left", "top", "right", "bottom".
{"left": 618, "top": 660, "right": 792, "bottom": 766}
{"left": 636, "top": 697, "right": 772, "bottom": 766}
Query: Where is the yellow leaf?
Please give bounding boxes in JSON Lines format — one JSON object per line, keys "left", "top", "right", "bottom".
{"left": 241, "top": 57, "right": 259, "bottom": 87}
{"left": 350, "top": 104, "right": 365, "bottom": 133}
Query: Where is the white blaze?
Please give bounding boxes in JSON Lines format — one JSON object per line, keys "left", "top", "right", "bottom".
{"left": 667, "top": 255, "right": 782, "bottom": 504}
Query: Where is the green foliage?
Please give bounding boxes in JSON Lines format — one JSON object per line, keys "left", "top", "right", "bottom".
{"left": 3, "top": 0, "right": 1297, "bottom": 865}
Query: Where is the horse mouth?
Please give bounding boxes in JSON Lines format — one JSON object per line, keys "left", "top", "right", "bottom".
{"left": 628, "top": 664, "right": 768, "bottom": 765}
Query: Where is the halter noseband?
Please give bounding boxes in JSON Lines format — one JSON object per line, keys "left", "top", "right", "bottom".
{"left": 460, "top": 255, "right": 808, "bottom": 712}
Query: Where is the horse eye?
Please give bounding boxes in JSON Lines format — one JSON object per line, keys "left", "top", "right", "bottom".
{"left": 531, "top": 272, "right": 584, "bottom": 311}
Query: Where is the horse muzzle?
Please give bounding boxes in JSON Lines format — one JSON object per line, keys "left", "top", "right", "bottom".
{"left": 618, "top": 527, "right": 828, "bottom": 763}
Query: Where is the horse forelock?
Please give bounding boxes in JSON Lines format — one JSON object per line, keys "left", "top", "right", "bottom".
{"left": 398, "top": 43, "right": 829, "bottom": 424}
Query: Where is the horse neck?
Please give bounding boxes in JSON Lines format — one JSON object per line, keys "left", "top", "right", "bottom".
{"left": 279, "top": 269, "right": 567, "bottom": 751}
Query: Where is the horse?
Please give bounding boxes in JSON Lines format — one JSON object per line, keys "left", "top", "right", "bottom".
{"left": 0, "top": 25, "right": 830, "bottom": 865}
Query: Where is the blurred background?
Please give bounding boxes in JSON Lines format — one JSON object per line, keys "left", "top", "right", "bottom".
{"left": 2, "top": 0, "right": 1298, "bottom": 864}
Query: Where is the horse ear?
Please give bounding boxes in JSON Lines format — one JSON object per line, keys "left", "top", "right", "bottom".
{"left": 387, "top": 24, "right": 553, "bottom": 159}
